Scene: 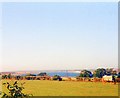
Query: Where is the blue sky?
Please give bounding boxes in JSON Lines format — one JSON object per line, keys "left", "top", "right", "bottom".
{"left": 2, "top": 2, "right": 118, "bottom": 71}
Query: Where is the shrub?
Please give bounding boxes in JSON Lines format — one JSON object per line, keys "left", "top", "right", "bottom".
{"left": 37, "top": 72, "right": 47, "bottom": 76}
{"left": 1, "top": 81, "right": 33, "bottom": 98}
{"left": 52, "top": 75, "right": 62, "bottom": 81}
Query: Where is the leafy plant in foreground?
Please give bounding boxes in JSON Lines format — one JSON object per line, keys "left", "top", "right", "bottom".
{"left": 1, "top": 81, "right": 33, "bottom": 98}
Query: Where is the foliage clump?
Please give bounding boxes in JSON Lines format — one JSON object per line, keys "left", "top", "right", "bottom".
{"left": 1, "top": 81, "right": 33, "bottom": 98}
{"left": 52, "top": 75, "right": 62, "bottom": 81}
{"left": 37, "top": 72, "right": 47, "bottom": 76}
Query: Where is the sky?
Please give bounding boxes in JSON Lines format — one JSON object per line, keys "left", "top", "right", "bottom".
{"left": 0, "top": 0, "right": 119, "bottom": 2}
{"left": 1, "top": 2, "right": 118, "bottom": 72}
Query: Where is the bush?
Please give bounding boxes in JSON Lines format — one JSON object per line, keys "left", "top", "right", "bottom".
{"left": 1, "top": 81, "right": 33, "bottom": 98}
{"left": 79, "top": 70, "right": 93, "bottom": 78}
{"left": 52, "top": 75, "right": 62, "bottom": 81}
{"left": 117, "top": 72, "right": 120, "bottom": 78}
{"left": 37, "top": 72, "right": 47, "bottom": 76}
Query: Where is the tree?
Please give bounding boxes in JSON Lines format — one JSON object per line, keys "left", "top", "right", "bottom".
{"left": 2, "top": 74, "right": 8, "bottom": 79}
{"left": 105, "top": 68, "right": 117, "bottom": 75}
{"left": 93, "top": 68, "right": 106, "bottom": 78}
{"left": 52, "top": 75, "right": 62, "bottom": 81}
{"left": 7, "top": 73, "right": 12, "bottom": 79}
{"left": 111, "top": 70, "right": 117, "bottom": 75}
{"left": 37, "top": 72, "right": 47, "bottom": 76}
{"left": 106, "top": 68, "right": 112, "bottom": 75}
{"left": 79, "top": 70, "right": 93, "bottom": 78}
{"left": 117, "top": 72, "right": 120, "bottom": 78}
{"left": 79, "top": 73, "right": 84, "bottom": 77}
{"left": 15, "top": 75, "right": 23, "bottom": 80}
{"left": 25, "top": 73, "right": 36, "bottom": 76}
{"left": 25, "top": 73, "right": 36, "bottom": 80}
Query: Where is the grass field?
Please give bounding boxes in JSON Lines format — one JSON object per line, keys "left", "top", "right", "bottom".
{"left": 1, "top": 80, "right": 118, "bottom": 96}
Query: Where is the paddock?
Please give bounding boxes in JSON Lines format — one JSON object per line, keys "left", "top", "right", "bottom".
{"left": 1, "top": 80, "right": 118, "bottom": 96}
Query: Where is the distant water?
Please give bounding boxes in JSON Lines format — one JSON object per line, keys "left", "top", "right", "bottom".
{"left": 47, "top": 72, "right": 79, "bottom": 77}
{"left": 21, "top": 72, "right": 80, "bottom": 77}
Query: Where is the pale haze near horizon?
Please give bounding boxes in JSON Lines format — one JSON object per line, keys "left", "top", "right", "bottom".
{"left": 2, "top": 2, "right": 118, "bottom": 72}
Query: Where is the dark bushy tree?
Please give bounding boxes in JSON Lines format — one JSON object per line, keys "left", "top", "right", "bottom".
{"left": 25, "top": 73, "right": 36, "bottom": 76}
{"left": 53, "top": 75, "right": 62, "bottom": 81}
{"left": 25, "top": 74, "right": 36, "bottom": 80}
{"left": 2, "top": 74, "right": 8, "bottom": 79}
{"left": 106, "top": 68, "right": 117, "bottom": 75}
{"left": 7, "top": 73, "right": 12, "bottom": 79}
{"left": 15, "top": 75, "right": 23, "bottom": 80}
{"left": 79, "top": 70, "right": 93, "bottom": 78}
{"left": 37, "top": 72, "right": 47, "bottom": 76}
{"left": 93, "top": 68, "right": 106, "bottom": 78}
{"left": 117, "top": 72, "right": 120, "bottom": 78}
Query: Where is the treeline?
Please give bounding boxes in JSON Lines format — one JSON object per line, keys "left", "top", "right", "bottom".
{"left": 78, "top": 68, "right": 119, "bottom": 78}
{"left": 1, "top": 72, "right": 50, "bottom": 80}
{"left": 1, "top": 68, "right": 120, "bottom": 81}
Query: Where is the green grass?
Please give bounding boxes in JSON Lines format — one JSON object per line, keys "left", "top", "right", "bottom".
{"left": 1, "top": 80, "right": 118, "bottom": 96}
